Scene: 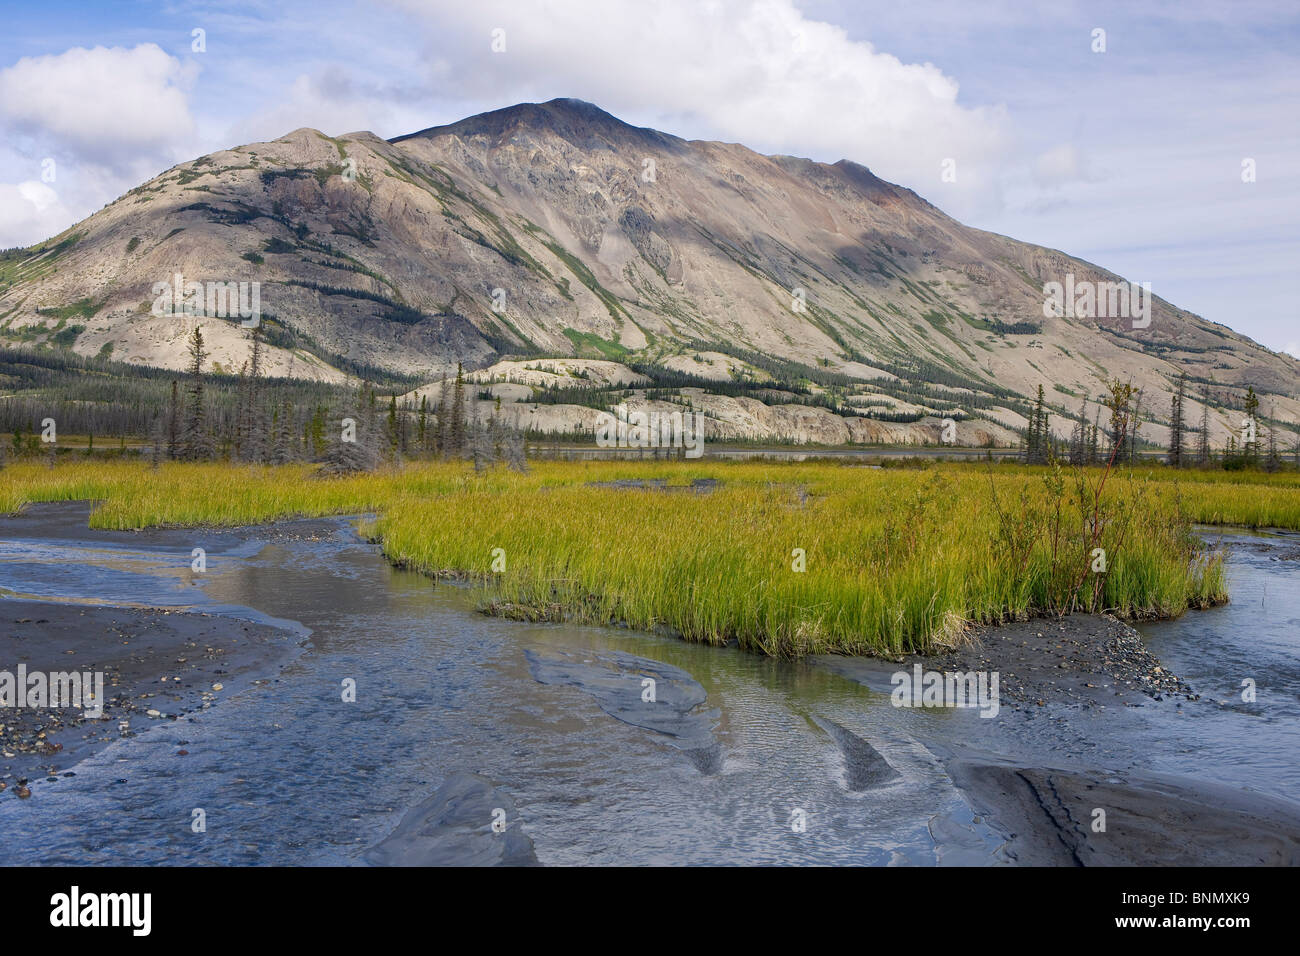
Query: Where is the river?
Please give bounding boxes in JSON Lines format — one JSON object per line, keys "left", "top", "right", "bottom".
{"left": 0, "top": 503, "right": 1295, "bottom": 865}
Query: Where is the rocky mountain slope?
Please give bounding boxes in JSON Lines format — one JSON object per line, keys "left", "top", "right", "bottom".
{"left": 1, "top": 97, "right": 1296, "bottom": 446}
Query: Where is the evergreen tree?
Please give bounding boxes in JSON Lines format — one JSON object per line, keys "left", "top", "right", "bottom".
{"left": 386, "top": 395, "right": 399, "bottom": 460}
{"left": 1196, "top": 387, "right": 1212, "bottom": 466}
{"left": 167, "top": 379, "right": 181, "bottom": 459}
{"left": 1069, "top": 394, "right": 1089, "bottom": 464}
{"left": 363, "top": 382, "right": 381, "bottom": 464}
{"left": 1168, "top": 371, "right": 1186, "bottom": 467}
{"left": 470, "top": 396, "right": 494, "bottom": 472}
{"left": 1243, "top": 386, "right": 1261, "bottom": 464}
{"left": 233, "top": 363, "right": 248, "bottom": 459}
{"left": 1129, "top": 388, "right": 1144, "bottom": 463}
{"left": 491, "top": 396, "right": 505, "bottom": 460}
{"left": 319, "top": 384, "right": 377, "bottom": 475}
{"left": 271, "top": 401, "right": 298, "bottom": 464}
{"left": 182, "top": 326, "right": 214, "bottom": 461}
{"left": 242, "top": 326, "right": 266, "bottom": 463}
{"left": 1024, "top": 385, "right": 1050, "bottom": 464}
{"left": 417, "top": 395, "right": 428, "bottom": 455}
{"left": 449, "top": 363, "right": 467, "bottom": 456}
{"left": 436, "top": 377, "right": 452, "bottom": 458}
{"left": 398, "top": 398, "right": 411, "bottom": 455}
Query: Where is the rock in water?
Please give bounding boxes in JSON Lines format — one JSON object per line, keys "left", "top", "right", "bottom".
{"left": 813, "top": 716, "right": 901, "bottom": 791}
{"left": 525, "top": 648, "right": 723, "bottom": 774}
{"left": 365, "top": 771, "right": 538, "bottom": 867}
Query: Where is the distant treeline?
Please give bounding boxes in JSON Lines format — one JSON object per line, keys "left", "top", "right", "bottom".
{"left": 1020, "top": 373, "right": 1299, "bottom": 472}
{"left": 0, "top": 336, "right": 526, "bottom": 474}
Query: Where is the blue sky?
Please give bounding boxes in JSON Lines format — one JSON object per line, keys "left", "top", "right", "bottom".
{"left": 1, "top": 0, "right": 1296, "bottom": 357}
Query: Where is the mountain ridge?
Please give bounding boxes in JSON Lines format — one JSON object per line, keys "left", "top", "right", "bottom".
{"left": 1, "top": 97, "right": 1295, "bottom": 446}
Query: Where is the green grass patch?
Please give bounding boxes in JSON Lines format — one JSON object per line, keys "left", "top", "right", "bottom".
{"left": 4, "top": 459, "right": 1288, "bottom": 657}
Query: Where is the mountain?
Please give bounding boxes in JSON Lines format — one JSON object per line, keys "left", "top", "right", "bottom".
{"left": 1, "top": 97, "right": 1296, "bottom": 446}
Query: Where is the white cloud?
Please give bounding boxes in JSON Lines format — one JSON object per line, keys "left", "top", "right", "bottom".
{"left": 0, "top": 44, "right": 198, "bottom": 169}
{"left": 17, "top": 180, "right": 60, "bottom": 214}
{"left": 0, "top": 44, "right": 200, "bottom": 246}
{"left": 1284, "top": 342, "right": 1300, "bottom": 360}
{"left": 0, "top": 181, "right": 74, "bottom": 248}
{"left": 1031, "top": 144, "right": 1099, "bottom": 189}
{"left": 226, "top": 68, "right": 430, "bottom": 146}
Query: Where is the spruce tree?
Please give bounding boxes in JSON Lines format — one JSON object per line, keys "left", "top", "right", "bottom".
{"left": 167, "top": 379, "right": 181, "bottom": 459}
{"left": 417, "top": 395, "right": 428, "bottom": 455}
{"left": 1025, "top": 385, "right": 1049, "bottom": 464}
{"left": 243, "top": 326, "right": 266, "bottom": 463}
{"left": 1129, "top": 388, "right": 1143, "bottom": 463}
{"left": 1070, "top": 394, "right": 1089, "bottom": 464}
{"left": 182, "top": 326, "right": 213, "bottom": 461}
{"left": 1243, "top": 386, "right": 1261, "bottom": 464}
{"left": 1169, "top": 371, "right": 1186, "bottom": 467}
{"left": 470, "top": 396, "right": 494, "bottom": 472}
{"left": 320, "top": 384, "right": 377, "bottom": 475}
{"left": 386, "top": 395, "right": 399, "bottom": 460}
{"left": 271, "top": 401, "right": 297, "bottom": 464}
{"left": 450, "top": 363, "right": 467, "bottom": 457}
{"left": 436, "top": 377, "right": 452, "bottom": 458}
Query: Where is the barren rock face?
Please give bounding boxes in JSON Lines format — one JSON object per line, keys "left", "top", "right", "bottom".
{"left": 2, "top": 97, "right": 1296, "bottom": 446}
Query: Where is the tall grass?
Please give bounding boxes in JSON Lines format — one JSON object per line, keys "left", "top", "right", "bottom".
{"left": 3, "top": 458, "right": 1294, "bottom": 656}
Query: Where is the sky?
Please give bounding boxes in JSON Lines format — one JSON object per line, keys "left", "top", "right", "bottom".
{"left": 0, "top": 0, "right": 1296, "bottom": 357}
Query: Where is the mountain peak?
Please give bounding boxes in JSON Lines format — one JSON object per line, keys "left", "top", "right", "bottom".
{"left": 390, "top": 98, "right": 679, "bottom": 150}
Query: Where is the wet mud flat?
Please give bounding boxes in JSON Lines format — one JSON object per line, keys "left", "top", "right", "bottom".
{"left": 926, "top": 615, "right": 1195, "bottom": 709}
{"left": 0, "top": 499, "right": 347, "bottom": 547}
{"left": 819, "top": 614, "right": 1195, "bottom": 713}
{"left": 0, "top": 501, "right": 319, "bottom": 798}
{"left": 819, "top": 611, "right": 1300, "bottom": 866}
{"left": 1, "top": 601, "right": 304, "bottom": 795}
{"left": 949, "top": 760, "right": 1300, "bottom": 865}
